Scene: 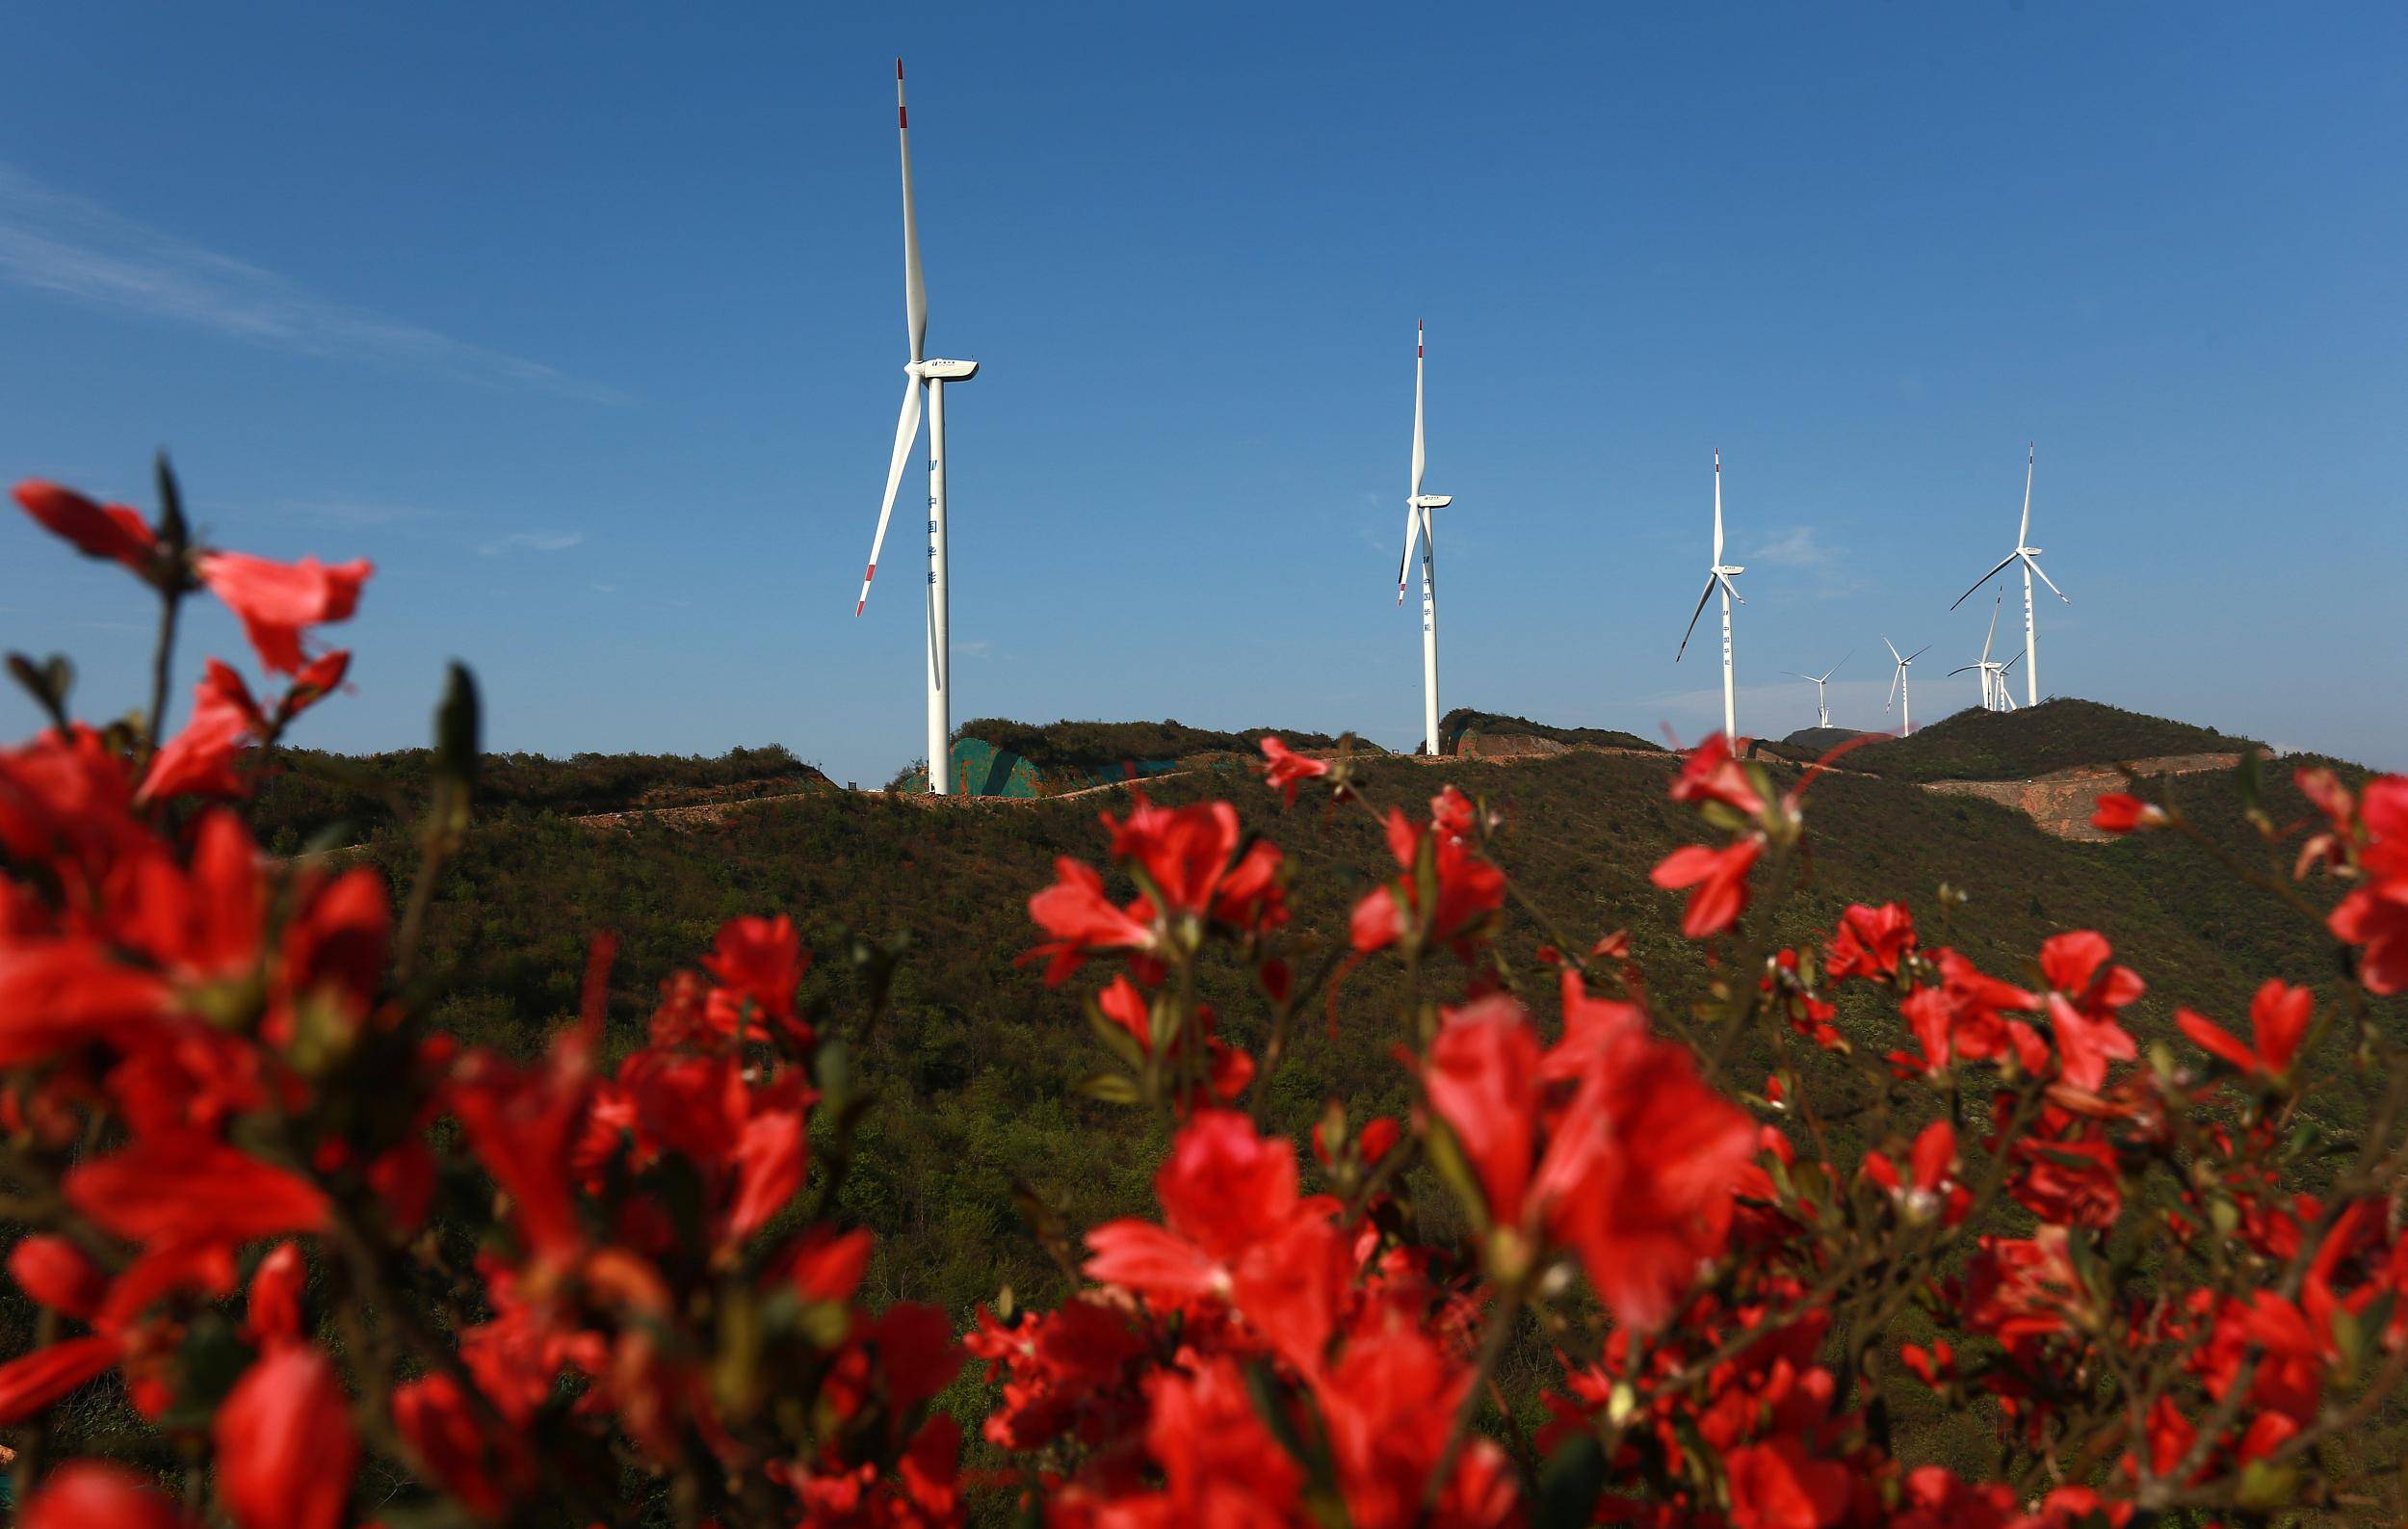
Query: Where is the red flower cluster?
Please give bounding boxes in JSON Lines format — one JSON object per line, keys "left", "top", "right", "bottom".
{"left": 6, "top": 469, "right": 2408, "bottom": 1526}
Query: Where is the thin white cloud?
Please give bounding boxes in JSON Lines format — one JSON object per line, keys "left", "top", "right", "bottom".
{"left": 0, "top": 162, "right": 627, "bottom": 405}
{"left": 1747, "top": 526, "right": 1835, "bottom": 568}
{"left": 479, "top": 531, "right": 585, "bottom": 556}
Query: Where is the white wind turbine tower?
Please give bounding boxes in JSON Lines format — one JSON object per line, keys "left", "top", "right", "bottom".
{"left": 855, "top": 60, "right": 981, "bottom": 796}
{"left": 1884, "top": 636, "right": 1931, "bottom": 734}
{"left": 1675, "top": 451, "right": 1746, "bottom": 741}
{"left": 1782, "top": 652, "right": 1850, "bottom": 729}
{"left": 1394, "top": 322, "right": 1453, "bottom": 756}
{"left": 1950, "top": 443, "right": 2068, "bottom": 708}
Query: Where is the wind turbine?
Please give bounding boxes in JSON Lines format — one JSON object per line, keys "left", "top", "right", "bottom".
{"left": 1949, "top": 595, "right": 2008, "bottom": 710}
{"left": 855, "top": 60, "right": 981, "bottom": 796}
{"left": 1782, "top": 652, "right": 1850, "bottom": 729}
{"left": 1884, "top": 636, "right": 1931, "bottom": 735}
{"left": 1994, "top": 649, "right": 2024, "bottom": 711}
{"left": 1675, "top": 451, "right": 1746, "bottom": 741}
{"left": 1950, "top": 443, "right": 2068, "bottom": 708}
{"left": 1394, "top": 322, "right": 1453, "bottom": 755}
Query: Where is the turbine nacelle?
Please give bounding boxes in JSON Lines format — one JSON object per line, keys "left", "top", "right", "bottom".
{"left": 1714, "top": 564, "right": 1745, "bottom": 576}
{"left": 910, "top": 358, "right": 981, "bottom": 382}
{"left": 1410, "top": 494, "right": 1453, "bottom": 510}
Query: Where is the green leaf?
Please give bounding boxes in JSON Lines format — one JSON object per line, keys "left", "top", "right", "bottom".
{"left": 5, "top": 651, "right": 72, "bottom": 728}
{"left": 1076, "top": 1071, "right": 1141, "bottom": 1106}
{"left": 1535, "top": 1434, "right": 1607, "bottom": 1529}
{"left": 2235, "top": 1459, "right": 2298, "bottom": 1511}
{"left": 1084, "top": 999, "right": 1147, "bottom": 1069}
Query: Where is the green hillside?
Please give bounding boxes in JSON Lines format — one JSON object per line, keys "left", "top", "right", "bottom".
{"left": 1767, "top": 697, "right": 2257, "bottom": 780}
{"left": 273, "top": 727, "right": 2382, "bottom": 1324}
{"left": 1440, "top": 707, "right": 1662, "bottom": 754}
{"left": 955, "top": 717, "right": 1370, "bottom": 773}
{"left": 251, "top": 743, "right": 829, "bottom": 854}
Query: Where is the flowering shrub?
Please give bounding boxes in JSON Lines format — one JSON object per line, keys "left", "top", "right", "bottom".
{"left": 2, "top": 466, "right": 2406, "bottom": 1526}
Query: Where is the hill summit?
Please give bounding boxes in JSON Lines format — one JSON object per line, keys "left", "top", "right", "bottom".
{"left": 1766, "top": 698, "right": 2260, "bottom": 781}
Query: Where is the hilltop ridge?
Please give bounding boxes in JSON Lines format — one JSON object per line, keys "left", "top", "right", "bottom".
{"left": 1760, "top": 698, "right": 2263, "bottom": 781}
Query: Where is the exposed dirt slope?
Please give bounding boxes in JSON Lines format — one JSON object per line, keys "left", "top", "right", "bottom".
{"left": 1923, "top": 753, "right": 2243, "bottom": 840}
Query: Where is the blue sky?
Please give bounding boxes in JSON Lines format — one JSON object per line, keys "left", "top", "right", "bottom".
{"left": 3, "top": 3, "right": 2403, "bottom": 785}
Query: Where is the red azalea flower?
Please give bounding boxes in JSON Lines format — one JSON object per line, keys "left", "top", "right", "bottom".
{"left": 2177, "top": 978, "right": 2315, "bottom": 1078}
{"left": 1724, "top": 1437, "right": 1850, "bottom": 1529}
{"left": 13, "top": 480, "right": 158, "bottom": 570}
{"left": 1966, "top": 1227, "right": 2089, "bottom": 1349}
{"left": 2330, "top": 878, "right": 2408, "bottom": 995}
{"left": 702, "top": 913, "right": 809, "bottom": 1025}
{"left": 22, "top": 1462, "right": 192, "bottom": 1529}
{"left": 214, "top": 1343, "right": 358, "bottom": 1529}
{"left": 2008, "top": 1133, "right": 2122, "bottom": 1228}
{"left": 1649, "top": 834, "right": 1764, "bottom": 938}
{"left": 8, "top": 1234, "right": 107, "bottom": 1321}
{"left": 139, "top": 661, "right": 264, "bottom": 803}
{"left": 1257, "top": 734, "right": 1330, "bottom": 806}
{"left": 65, "top": 1135, "right": 328, "bottom": 1252}
{"left": 394, "top": 1371, "right": 537, "bottom": 1519}
{"left": 196, "top": 550, "right": 373, "bottom": 675}
{"left": 0, "top": 1334, "right": 125, "bottom": 1425}
{"left": 1024, "top": 857, "right": 1156, "bottom": 986}
{"left": 2090, "top": 792, "right": 2165, "bottom": 833}
{"left": 1824, "top": 901, "right": 1915, "bottom": 981}
{"left": 1540, "top": 974, "right": 1757, "bottom": 1331}
{"left": 2038, "top": 933, "right": 2141, "bottom": 1091}
{"left": 1350, "top": 788, "right": 1505, "bottom": 956}
{"left": 1670, "top": 731, "right": 1767, "bottom": 818}
{"left": 242, "top": 1243, "right": 306, "bottom": 1349}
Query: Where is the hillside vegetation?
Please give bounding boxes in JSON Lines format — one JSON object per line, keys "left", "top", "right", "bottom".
{"left": 251, "top": 743, "right": 828, "bottom": 853}
{"left": 277, "top": 727, "right": 2372, "bottom": 1323}
{"left": 954, "top": 717, "right": 1370, "bottom": 773}
{"left": 1440, "top": 707, "right": 1662, "bottom": 754}
{"left": 1764, "top": 698, "right": 2255, "bottom": 780}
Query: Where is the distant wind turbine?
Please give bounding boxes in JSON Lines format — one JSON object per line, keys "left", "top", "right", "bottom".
{"left": 1676, "top": 451, "right": 1746, "bottom": 741}
{"left": 1950, "top": 443, "right": 2068, "bottom": 709}
{"left": 1950, "top": 594, "right": 2014, "bottom": 711}
{"left": 1884, "top": 635, "right": 1931, "bottom": 735}
{"left": 1394, "top": 322, "right": 1453, "bottom": 755}
{"left": 855, "top": 60, "right": 981, "bottom": 796}
{"left": 1994, "top": 649, "right": 2024, "bottom": 711}
{"left": 1782, "top": 652, "right": 1850, "bottom": 729}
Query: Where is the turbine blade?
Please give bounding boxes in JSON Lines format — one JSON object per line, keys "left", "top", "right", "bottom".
{"left": 1950, "top": 550, "right": 2022, "bottom": 611}
{"left": 1948, "top": 664, "right": 1976, "bottom": 676}
{"left": 1675, "top": 575, "right": 1715, "bottom": 661}
{"left": 1824, "top": 649, "right": 1852, "bottom": 681}
{"left": 1883, "top": 634, "right": 1902, "bottom": 663}
{"left": 1396, "top": 497, "right": 1423, "bottom": 604}
{"left": 897, "top": 60, "right": 928, "bottom": 364}
{"left": 1411, "top": 322, "right": 1426, "bottom": 502}
{"left": 1716, "top": 571, "right": 1744, "bottom": 606}
{"left": 1887, "top": 664, "right": 1900, "bottom": 710}
{"left": 2017, "top": 441, "right": 2033, "bottom": 548}
{"left": 1982, "top": 593, "right": 2000, "bottom": 661}
{"left": 2025, "top": 554, "right": 2070, "bottom": 603}
{"left": 1908, "top": 644, "right": 1932, "bottom": 662}
{"left": 1711, "top": 449, "right": 1724, "bottom": 564}
{"left": 1782, "top": 672, "right": 1815, "bottom": 681}
{"left": 857, "top": 377, "right": 924, "bottom": 615}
